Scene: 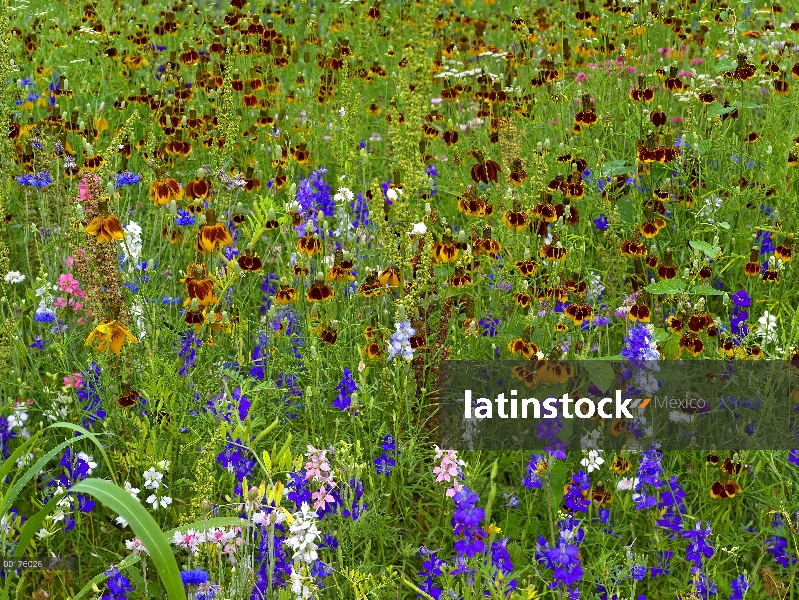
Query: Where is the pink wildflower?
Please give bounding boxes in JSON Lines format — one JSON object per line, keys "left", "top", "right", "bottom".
{"left": 432, "top": 445, "right": 466, "bottom": 498}
{"left": 575, "top": 72, "right": 588, "bottom": 83}
{"left": 64, "top": 373, "right": 83, "bottom": 388}
{"left": 58, "top": 273, "right": 83, "bottom": 296}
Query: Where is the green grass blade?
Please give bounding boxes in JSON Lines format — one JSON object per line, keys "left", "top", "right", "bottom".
{"left": 69, "top": 478, "right": 187, "bottom": 600}
{"left": 13, "top": 491, "right": 67, "bottom": 559}
{"left": 0, "top": 437, "right": 74, "bottom": 518}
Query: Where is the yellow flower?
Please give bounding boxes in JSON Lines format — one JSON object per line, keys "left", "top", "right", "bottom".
{"left": 85, "top": 320, "right": 138, "bottom": 354}
{"left": 84, "top": 215, "right": 125, "bottom": 243}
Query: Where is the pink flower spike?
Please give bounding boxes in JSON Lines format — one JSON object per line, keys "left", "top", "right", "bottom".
{"left": 575, "top": 72, "right": 588, "bottom": 83}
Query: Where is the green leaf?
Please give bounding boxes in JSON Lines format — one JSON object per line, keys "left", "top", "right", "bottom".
{"left": 718, "top": 222, "right": 731, "bottom": 230}
{"left": 652, "top": 327, "right": 670, "bottom": 343}
{"left": 644, "top": 280, "right": 687, "bottom": 295}
{"left": 617, "top": 199, "right": 634, "bottom": 226}
{"left": 583, "top": 361, "right": 615, "bottom": 394}
{"left": 69, "top": 479, "right": 187, "bottom": 600}
{"left": 599, "top": 160, "right": 633, "bottom": 178}
{"left": 697, "top": 140, "right": 711, "bottom": 156}
{"left": 689, "top": 284, "right": 724, "bottom": 296}
{"left": 715, "top": 59, "right": 736, "bottom": 73}
{"left": 706, "top": 102, "right": 736, "bottom": 117}
{"left": 689, "top": 240, "right": 721, "bottom": 259}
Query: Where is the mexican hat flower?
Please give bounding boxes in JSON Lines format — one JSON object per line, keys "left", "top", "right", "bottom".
{"left": 84, "top": 201, "right": 125, "bottom": 244}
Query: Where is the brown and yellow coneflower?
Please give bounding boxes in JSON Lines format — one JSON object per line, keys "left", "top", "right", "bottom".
{"left": 84, "top": 200, "right": 125, "bottom": 244}
{"left": 150, "top": 176, "right": 184, "bottom": 205}
{"left": 198, "top": 209, "right": 234, "bottom": 254}
{"left": 181, "top": 262, "right": 218, "bottom": 308}
{"left": 744, "top": 247, "right": 761, "bottom": 276}
{"left": 307, "top": 274, "right": 335, "bottom": 302}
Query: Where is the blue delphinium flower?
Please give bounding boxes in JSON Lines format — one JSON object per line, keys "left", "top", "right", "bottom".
{"left": 427, "top": 163, "right": 440, "bottom": 196}
{"left": 196, "top": 583, "right": 220, "bottom": 600}
{"left": 730, "top": 574, "right": 748, "bottom": 600}
{"left": 522, "top": 453, "right": 547, "bottom": 489}
{"left": 388, "top": 320, "right": 415, "bottom": 362}
{"left": 479, "top": 315, "right": 499, "bottom": 337}
{"left": 564, "top": 470, "right": 591, "bottom": 513}
{"left": 333, "top": 368, "right": 358, "bottom": 411}
{"left": 632, "top": 449, "right": 664, "bottom": 510}
{"left": 536, "top": 516, "right": 584, "bottom": 596}
{"left": 620, "top": 323, "right": 659, "bottom": 365}
{"left": 593, "top": 214, "right": 609, "bottom": 230}
{"left": 656, "top": 475, "right": 686, "bottom": 536}
{"left": 177, "top": 331, "right": 202, "bottom": 376}
{"left": 350, "top": 192, "right": 370, "bottom": 229}
{"left": 29, "top": 335, "right": 46, "bottom": 350}
{"left": 78, "top": 362, "right": 105, "bottom": 429}
{"left": 295, "top": 167, "right": 333, "bottom": 234}
{"left": 682, "top": 521, "right": 714, "bottom": 567}
{"left": 49, "top": 448, "right": 96, "bottom": 531}
{"left": 216, "top": 436, "right": 256, "bottom": 496}
{"left": 451, "top": 486, "right": 487, "bottom": 560}
{"left": 417, "top": 546, "right": 448, "bottom": 600}
{"left": 102, "top": 566, "right": 135, "bottom": 600}
{"left": 374, "top": 434, "right": 397, "bottom": 476}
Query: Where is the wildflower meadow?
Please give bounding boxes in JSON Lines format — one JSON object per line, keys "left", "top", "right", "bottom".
{"left": 3, "top": 0, "right": 799, "bottom": 598}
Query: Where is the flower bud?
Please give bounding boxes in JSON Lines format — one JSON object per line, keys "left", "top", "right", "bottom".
{"left": 397, "top": 305, "right": 407, "bottom": 321}
{"left": 196, "top": 214, "right": 207, "bottom": 227}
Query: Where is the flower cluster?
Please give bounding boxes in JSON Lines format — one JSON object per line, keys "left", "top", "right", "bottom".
{"left": 432, "top": 446, "right": 465, "bottom": 497}
{"left": 304, "top": 445, "right": 336, "bottom": 511}
{"left": 388, "top": 320, "right": 415, "bottom": 362}
{"left": 143, "top": 461, "right": 173, "bottom": 510}
{"left": 374, "top": 434, "right": 397, "bottom": 476}
{"left": 333, "top": 368, "right": 358, "bottom": 411}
